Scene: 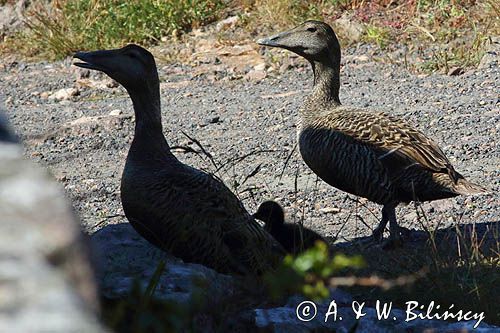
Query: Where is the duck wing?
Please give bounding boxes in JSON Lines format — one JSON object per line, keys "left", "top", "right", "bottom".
{"left": 160, "top": 165, "right": 285, "bottom": 274}
{"left": 316, "top": 108, "right": 460, "bottom": 181}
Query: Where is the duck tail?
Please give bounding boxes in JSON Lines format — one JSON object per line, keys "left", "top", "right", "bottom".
{"left": 453, "top": 178, "right": 489, "bottom": 195}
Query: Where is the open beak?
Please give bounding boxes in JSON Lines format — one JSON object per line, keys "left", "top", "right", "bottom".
{"left": 73, "top": 49, "right": 118, "bottom": 72}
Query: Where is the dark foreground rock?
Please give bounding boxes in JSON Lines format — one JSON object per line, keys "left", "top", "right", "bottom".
{"left": 0, "top": 108, "right": 106, "bottom": 332}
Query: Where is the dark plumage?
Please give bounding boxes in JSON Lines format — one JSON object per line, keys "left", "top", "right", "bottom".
{"left": 73, "top": 44, "right": 284, "bottom": 275}
{"left": 257, "top": 21, "right": 487, "bottom": 244}
{"left": 254, "top": 201, "right": 326, "bottom": 254}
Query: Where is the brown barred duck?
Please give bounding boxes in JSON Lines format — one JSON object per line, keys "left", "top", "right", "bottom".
{"left": 257, "top": 21, "right": 487, "bottom": 245}
{"left": 254, "top": 200, "right": 326, "bottom": 254}
{"left": 73, "top": 44, "right": 284, "bottom": 274}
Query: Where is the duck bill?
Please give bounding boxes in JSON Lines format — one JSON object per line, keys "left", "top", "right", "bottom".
{"left": 257, "top": 30, "right": 294, "bottom": 49}
{"left": 73, "top": 49, "right": 119, "bottom": 72}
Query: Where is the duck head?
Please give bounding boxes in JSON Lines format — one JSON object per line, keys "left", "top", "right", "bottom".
{"left": 253, "top": 200, "right": 285, "bottom": 229}
{"left": 257, "top": 20, "right": 340, "bottom": 63}
{"left": 73, "top": 44, "right": 158, "bottom": 92}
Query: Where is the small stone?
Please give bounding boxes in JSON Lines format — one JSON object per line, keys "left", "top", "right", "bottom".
{"left": 215, "top": 16, "right": 239, "bottom": 32}
{"left": 254, "top": 63, "right": 266, "bottom": 71}
{"left": 245, "top": 69, "right": 267, "bottom": 81}
{"left": 448, "top": 67, "right": 464, "bottom": 76}
{"left": 109, "top": 109, "right": 122, "bottom": 116}
{"left": 57, "top": 175, "right": 68, "bottom": 182}
{"left": 335, "top": 13, "right": 365, "bottom": 42}
{"left": 319, "top": 207, "right": 341, "bottom": 214}
{"left": 106, "top": 80, "right": 119, "bottom": 88}
{"left": 478, "top": 36, "right": 499, "bottom": 68}
{"left": 279, "top": 63, "right": 292, "bottom": 73}
{"left": 48, "top": 87, "right": 79, "bottom": 101}
{"left": 209, "top": 116, "right": 220, "bottom": 124}
{"left": 354, "top": 55, "right": 369, "bottom": 62}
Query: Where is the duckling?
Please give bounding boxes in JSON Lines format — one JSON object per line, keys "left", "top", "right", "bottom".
{"left": 254, "top": 200, "right": 326, "bottom": 254}
{"left": 257, "top": 21, "right": 487, "bottom": 245}
{"left": 73, "top": 45, "right": 284, "bottom": 275}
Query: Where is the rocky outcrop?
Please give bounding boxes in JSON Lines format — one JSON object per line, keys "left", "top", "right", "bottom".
{"left": 0, "top": 108, "right": 106, "bottom": 332}
{"left": 91, "top": 223, "right": 236, "bottom": 307}
{"left": 253, "top": 299, "right": 498, "bottom": 332}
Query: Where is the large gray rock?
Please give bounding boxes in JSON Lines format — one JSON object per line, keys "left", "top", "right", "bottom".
{"left": 91, "top": 222, "right": 236, "bottom": 307}
{"left": 0, "top": 108, "right": 106, "bottom": 332}
{"left": 333, "top": 13, "right": 365, "bottom": 43}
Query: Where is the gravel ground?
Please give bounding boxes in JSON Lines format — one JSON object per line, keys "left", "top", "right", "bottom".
{"left": 1, "top": 44, "right": 498, "bottom": 243}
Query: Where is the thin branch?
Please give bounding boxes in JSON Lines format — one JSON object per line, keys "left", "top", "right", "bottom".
{"left": 327, "top": 268, "right": 428, "bottom": 290}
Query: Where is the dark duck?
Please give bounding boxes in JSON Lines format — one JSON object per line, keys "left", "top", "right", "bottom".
{"left": 254, "top": 200, "right": 326, "bottom": 254}
{"left": 73, "top": 44, "right": 284, "bottom": 274}
{"left": 257, "top": 21, "right": 487, "bottom": 245}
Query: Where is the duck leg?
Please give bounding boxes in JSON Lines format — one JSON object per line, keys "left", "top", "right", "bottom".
{"left": 372, "top": 203, "right": 410, "bottom": 245}
{"left": 371, "top": 206, "right": 390, "bottom": 241}
{"left": 387, "top": 206, "right": 403, "bottom": 246}
{"left": 383, "top": 203, "right": 412, "bottom": 248}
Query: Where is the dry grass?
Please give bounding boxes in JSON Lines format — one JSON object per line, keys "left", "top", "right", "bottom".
{"left": 1, "top": 0, "right": 225, "bottom": 60}
{"left": 241, "top": 0, "right": 499, "bottom": 72}
{"left": 337, "top": 208, "right": 500, "bottom": 325}
{"left": 1, "top": 0, "right": 498, "bottom": 71}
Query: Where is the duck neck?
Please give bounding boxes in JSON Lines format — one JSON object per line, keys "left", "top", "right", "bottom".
{"left": 128, "top": 83, "right": 171, "bottom": 155}
{"left": 310, "top": 56, "right": 341, "bottom": 105}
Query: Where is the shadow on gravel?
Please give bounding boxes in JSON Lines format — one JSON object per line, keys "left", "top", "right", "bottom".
{"left": 331, "top": 221, "right": 500, "bottom": 326}
{"left": 334, "top": 220, "right": 500, "bottom": 257}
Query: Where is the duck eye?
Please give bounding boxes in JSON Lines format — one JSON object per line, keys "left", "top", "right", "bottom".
{"left": 307, "top": 27, "right": 317, "bottom": 32}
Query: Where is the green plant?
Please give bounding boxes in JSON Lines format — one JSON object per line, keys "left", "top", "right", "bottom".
{"left": 363, "top": 25, "right": 390, "bottom": 49}
{"left": 16, "top": 0, "right": 225, "bottom": 59}
{"left": 265, "top": 241, "right": 365, "bottom": 300}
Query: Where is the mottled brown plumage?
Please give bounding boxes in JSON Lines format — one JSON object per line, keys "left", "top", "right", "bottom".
{"left": 74, "top": 44, "right": 284, "bottom": 274}
{"left": 258, "top": 21, "right": 487, "bottom": 244}
{"left": 253, "top": 200, "right": 326, "bottom": 254}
